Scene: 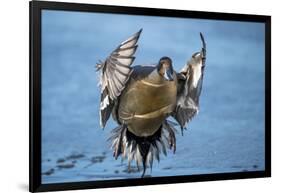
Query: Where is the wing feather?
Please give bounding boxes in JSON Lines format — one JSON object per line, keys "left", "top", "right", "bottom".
{"left": 97, "top": 29, "right": 142, "bottom": 128}
{"left": 172, "top": 33, "right": 206, "bottom": 129}
{"left": 117, "top": 45, "right": 138, "bottom": 57}
{"left": 120, "top": 37, "right": 139, "bottom": 49}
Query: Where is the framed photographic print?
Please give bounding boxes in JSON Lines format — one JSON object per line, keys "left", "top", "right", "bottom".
{"left": 29, "top": 0, "right": 271, "bottom": 192}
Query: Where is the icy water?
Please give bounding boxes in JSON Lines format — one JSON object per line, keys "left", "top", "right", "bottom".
{"left": 41, "top": 10, "right": 265, "bottom": 184}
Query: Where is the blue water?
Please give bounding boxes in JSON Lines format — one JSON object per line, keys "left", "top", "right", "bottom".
{"left": 41, "top": 10, "right": 265, "bottom": 184}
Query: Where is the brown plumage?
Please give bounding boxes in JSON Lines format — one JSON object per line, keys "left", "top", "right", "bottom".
{"left": 118, "top": 64, "right": 177, "bottom": 137}
{"left": 96, "top": 29, "right": 207, "bottom": 177}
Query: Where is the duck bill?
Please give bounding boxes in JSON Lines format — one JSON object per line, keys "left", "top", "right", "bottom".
{"left": 164, "top": 68, "right": 174, "bottom": 81}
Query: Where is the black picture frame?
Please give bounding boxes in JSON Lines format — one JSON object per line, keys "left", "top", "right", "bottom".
{"left": 29, "top": 1, "right": 271, "bottom": 192}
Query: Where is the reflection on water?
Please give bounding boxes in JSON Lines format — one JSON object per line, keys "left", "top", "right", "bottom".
{"left": 41, "top": 10, "right": 265, "bottom": 184}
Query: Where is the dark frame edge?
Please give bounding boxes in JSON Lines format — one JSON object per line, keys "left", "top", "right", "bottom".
{"left": 36, "top": 171, "right": 268, "bottom": 192}
{"left": 264, "top": 16, "right": 271, "bottom": 177}
{"left": 29, "top": 2, "right": 32, "bottom": 191}
{"left": 30, "top": 1, "right": 42, "bottom": 192}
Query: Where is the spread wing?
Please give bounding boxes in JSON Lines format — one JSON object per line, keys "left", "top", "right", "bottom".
{"left": 172, "top": 33, "right": 206, "bottom": 129}
{"left": 97, "top": 29, "right": 142, "bottom": 128}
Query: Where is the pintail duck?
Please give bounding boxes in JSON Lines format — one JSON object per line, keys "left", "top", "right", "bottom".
{"left": 96, "top": 29, "right": 206, "bottom": 177}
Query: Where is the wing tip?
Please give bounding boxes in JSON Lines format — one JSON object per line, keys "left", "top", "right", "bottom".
{"left": 119, "top": 28, "right": 143, "bottom": 48}
{"left": 199, "top": 32, "right": 206, "bottom": 64}
{"left": 138, "top": 28, "right": 143, "bottom": 35}
{"left": 133, "top": 28, "right": 143, "bottom": 40}
{"left": 199, "top": 32, "right": 204, "bottom": 41}
{"left": 199, "top": 32, "right": 206, "bottom": 47}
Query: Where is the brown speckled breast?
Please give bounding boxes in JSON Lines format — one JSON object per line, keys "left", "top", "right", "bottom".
{"left": 118, "top": 66, "right": 177, "bottom": 137}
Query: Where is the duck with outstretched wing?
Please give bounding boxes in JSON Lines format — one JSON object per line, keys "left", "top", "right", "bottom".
{"left": 96, "top": 29, "right": 207, "bottom": 177}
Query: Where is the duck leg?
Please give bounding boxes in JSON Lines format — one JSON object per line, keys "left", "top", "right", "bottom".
{"left": 139, "top": 140, "right": 151, "bottom": 178}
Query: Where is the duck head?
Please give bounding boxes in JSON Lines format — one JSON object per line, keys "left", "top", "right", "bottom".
{"left": 157, "top": 56, "right": 174, "bottom": 81}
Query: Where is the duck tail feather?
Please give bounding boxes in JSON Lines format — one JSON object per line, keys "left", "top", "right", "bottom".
{"left": 109, "top": 121, "right": 177, "bottom": 177}
{"left": 162, "top": 120, "right": 177, "bottom": 153}
{"left": 111, "top": 124, "right": 127, "bottom": 159}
